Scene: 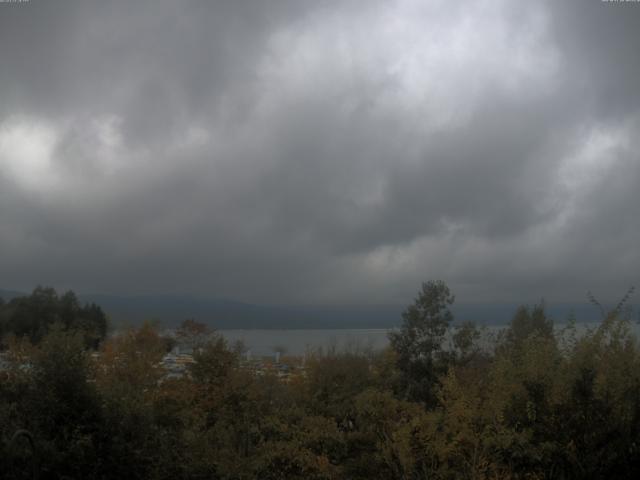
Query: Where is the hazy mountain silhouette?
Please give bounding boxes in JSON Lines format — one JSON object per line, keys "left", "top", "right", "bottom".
{"left": 1, "top": 288, "right": 620, "bottom": 329}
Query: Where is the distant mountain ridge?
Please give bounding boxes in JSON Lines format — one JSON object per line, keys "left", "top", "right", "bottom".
{"left": 0, "top": 289, "right": 24, "bottom": 301}
{"left": 1, "top": 289, "right": 400, "bottom": 329}
{"left": 2, "top": 288, "right": 631, "bottom": 329}
{"left": 78, "top": 294, "right": 405, "bottom": 329}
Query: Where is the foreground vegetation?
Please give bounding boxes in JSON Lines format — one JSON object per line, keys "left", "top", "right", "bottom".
{"left": 1, "top": 283, "right": 639, "bottom": 479}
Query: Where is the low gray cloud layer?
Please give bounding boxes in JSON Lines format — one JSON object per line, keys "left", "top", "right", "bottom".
{"left": 1, "top": 0, "right": 639, "bottom": 305}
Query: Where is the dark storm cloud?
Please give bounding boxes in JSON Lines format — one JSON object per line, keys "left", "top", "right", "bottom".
{"left": 0, "top": 0, "right": 639, "bottom": 305}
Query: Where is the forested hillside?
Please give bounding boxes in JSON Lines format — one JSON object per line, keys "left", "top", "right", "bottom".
{"left": 1, "top": 283, "right": 640, "bottom": 479}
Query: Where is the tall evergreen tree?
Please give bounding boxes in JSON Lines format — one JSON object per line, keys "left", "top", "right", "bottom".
{"left": 389, "top": 280, "right": 455, "bottom": 404}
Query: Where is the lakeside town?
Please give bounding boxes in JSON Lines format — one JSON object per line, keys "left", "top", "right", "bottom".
{"left": 156, "top": 333, "right": 308, "bottom": 383}
{"left": 0, "top": 324, "right": 311, "bottom": 385}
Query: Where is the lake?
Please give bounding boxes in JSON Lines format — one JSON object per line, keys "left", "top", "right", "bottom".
{"left": 220, "top": 321, "right": 640, "bottom": 357}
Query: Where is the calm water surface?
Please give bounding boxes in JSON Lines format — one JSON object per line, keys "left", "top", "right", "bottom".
{"left": 220, "top": 322, "right": 640, "bottom": 356}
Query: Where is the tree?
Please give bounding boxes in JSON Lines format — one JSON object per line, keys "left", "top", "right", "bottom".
{"left": 304, "top": 350, "right": 374, "bottom": 423}
{"left": 0, "top": 287, "right": 108, "bottom": 348}
{"left": 2, "top": 286, "right": 60, "bottom": 343}
{"left": 25, "top": 325, "right": 103, "bottom": 478}
{"left": 503, "top": 302, "right": 553, "bottom": 351}
{"left": 175, "top": 318, "right": 211, "bottom": 351}
{"left": 94, "top": 322, "right": 169, "bottom": 478}
{"left": 189, "top": 335, "right": 237, "bottom": 385}
{"left": 389, "top": 280, "right": 455, "bottom": 405}
{"left": 452, "top": 320, "right": 483, "bottom": 365}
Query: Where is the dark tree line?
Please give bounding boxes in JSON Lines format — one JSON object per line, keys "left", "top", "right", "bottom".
{"left": 0, "top": 286, "right": 108, "bottom": 349}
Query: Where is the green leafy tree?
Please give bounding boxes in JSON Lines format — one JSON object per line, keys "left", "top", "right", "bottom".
{"left": 94, "top": 322, "right": 171, "bottom": 479}
{"left": 0, "top": 287, "right": 107, "bottom": 348}
{"left": 1, "top": 286, "right": 59, "bottom": 343}
{"left": 305, "top": 351, "right": 374, "bottom": 423}
{"left": 501, "top": 303, "right": 554, "bottom": 353}
{"left": 389, "top": 280, "right": 455, "bottom": 404}
{"left": 24, "top": 326, "right": 103, "bottom": 478}
{"left": 452, "top": 320, "right": 484, "bottom": 366}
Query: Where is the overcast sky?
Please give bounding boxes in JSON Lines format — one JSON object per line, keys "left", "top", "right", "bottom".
{"left": 1, "top": 0, "right": 639, "bottom": 306}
